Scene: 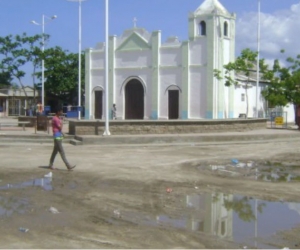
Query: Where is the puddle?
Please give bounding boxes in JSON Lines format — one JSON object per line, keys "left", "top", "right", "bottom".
{"left": 203, "top": 161, "right": 300, "bottom": 182}
{"left": 0, "top": 178, "right": 53, "bottom": 191}
{"left": 0, "top": 196, "right": 29, "bottom": 217}
{"left": 112, "top": 193, "right": 300, "bottom": 249}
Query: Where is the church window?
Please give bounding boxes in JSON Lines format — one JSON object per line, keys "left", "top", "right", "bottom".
{"left": 224, "top": 22, "right": 228, "bottom": 36}
{"left": 224, "top": 21, "right": 228, "bottom": 37}
{"left": 199, "top": 21, "right": 206, "bottom": 36}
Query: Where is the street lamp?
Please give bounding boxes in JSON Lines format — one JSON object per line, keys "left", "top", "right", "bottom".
{"left": 31, "top": 15, "right": 57, "bottom": 111}
{"left": 256, "top": 0, "right": 261, "bottom": 118}
{"left": 103, "top": 0, "right": 110, "bottom": 135}
{"left": 67, "top": 0, "right": 86, "bottom": 120}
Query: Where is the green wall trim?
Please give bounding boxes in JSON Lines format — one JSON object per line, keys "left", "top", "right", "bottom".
{"left": 115, "top": 67, "right": 152, "bottom": 70}
{"left": 151, "top": 31, "right": 160, "bottom": 119}
{"left": 116, "top": 32, "right": 151, "bottom": 51}
{"left": 182, "top": 41, "right": 189, "bottom": 118}
{"left": 109, "top": 36, "right": 116, "bottom": 109}
{"left": 84, "top": 48, "right": 91, "bottom": 119}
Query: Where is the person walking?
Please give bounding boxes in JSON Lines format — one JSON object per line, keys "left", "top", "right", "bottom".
{"left": 48, "top": 107, "right": 76, "bottom": 170}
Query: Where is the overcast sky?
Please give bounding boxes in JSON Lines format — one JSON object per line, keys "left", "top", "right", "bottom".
{"left": 0, "top": 0, "right": 299, "bottom": 84}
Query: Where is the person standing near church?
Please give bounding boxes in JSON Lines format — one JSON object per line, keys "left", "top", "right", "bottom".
{"left": 36, "top": 101, "right": 43, "bottom": 116}
{"left": 111, "top": 103, "right": 117, "bottom": 120}
{"left": 48, "top": 106, "right": 76, "bottom": 170}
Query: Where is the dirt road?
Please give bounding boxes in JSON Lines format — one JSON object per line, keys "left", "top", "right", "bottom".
{"left": 1, "top": 139, "right": 300, "bottom": 249}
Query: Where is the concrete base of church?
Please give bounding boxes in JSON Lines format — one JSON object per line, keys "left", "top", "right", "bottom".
{"left": 68, "top": 119, "right": 267, "bottom": 136}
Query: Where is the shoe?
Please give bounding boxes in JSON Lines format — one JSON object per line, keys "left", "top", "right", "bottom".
{"left": 67, "top": 165, "right": 76, "bottom": 171}
{"left": 48, "top": 166, "right": 56, "bottom": 170}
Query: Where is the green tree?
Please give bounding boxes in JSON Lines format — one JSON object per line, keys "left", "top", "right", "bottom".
{"left": 37, "top": 46, "right": 85, "bottom": 104}
{"left": 214, "top": 48, "right": 268, "bottom": 117}
{"left": 261, "top": 52, "right": 300, "bottom": 122}
{"left": 224, "top": 197, "right": 266, "bottom": 222}
{"left": 0, "top": 70, "right": 12, "bottom": 88}
{"left": 0, "top": 33, "right": 44, "bottom": 97}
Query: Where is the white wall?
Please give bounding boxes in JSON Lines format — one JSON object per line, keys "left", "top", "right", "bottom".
{"left": 91, "top": 52, "right": 105, "bottom": 69}
{"left": 189, "top": 67, "right": 206, "bottom": 118}
{"left": 91, "top": 70, "right": 105, "bottom": 89}
{"left": 115, "top": 50, "right": 152, "bottom": 68}
{"left": 159, "top": 68, "right": 182, "bottom": 119}
{"left": 233, "top": 83, "right": 266, "bottom": 118}
{"left": 190, "top": 39, "right": 207, "bottom": 66}
{"left": 160, "top": 48, "right": 182, "bottom": 67}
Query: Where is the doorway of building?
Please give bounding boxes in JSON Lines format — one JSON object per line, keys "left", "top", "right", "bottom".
{"left": 8, "top": 98, "right": 21, "bottom": 116}
{"left": 125, "top": 79, "right": 144, "bottom": 119}
{"left": 168, "top": 90, "right": 179, "bottom": 119}
{"left": 94, "top": 90, "right": 103, "bottom": 119}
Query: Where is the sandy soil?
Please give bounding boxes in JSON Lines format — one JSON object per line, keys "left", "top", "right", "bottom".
{"left": 1, "top": 139, "right": 300, "bottom": 249}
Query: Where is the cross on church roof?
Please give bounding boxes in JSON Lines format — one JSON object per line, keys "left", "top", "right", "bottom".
{"left": 133, "top": 17, "right": 137, "bottom": 28}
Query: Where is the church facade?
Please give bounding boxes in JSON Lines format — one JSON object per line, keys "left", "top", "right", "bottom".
{"left": 84, "top": 0, "right": 269, "bottom": 121}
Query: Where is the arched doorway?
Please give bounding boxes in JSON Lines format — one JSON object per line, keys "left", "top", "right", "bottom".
{"left": 125, "top": 79, "right": 144, "bottom": 119}
{"left": 94, "top": 90, "right": 103, "bottom": 119}
{"left": 168, "top": 90, "right": 179, "bottom": 119}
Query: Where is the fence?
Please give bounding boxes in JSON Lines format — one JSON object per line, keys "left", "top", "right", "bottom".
{"left": 269, "top": 111, "right": 288, "bottom": 128}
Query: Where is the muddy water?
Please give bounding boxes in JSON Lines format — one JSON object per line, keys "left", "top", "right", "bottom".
{"left": 1, "top": 173, "right": 300, "bottom": 248}
{"left": 104, "top": 192, "right": 300, "bottom": 249}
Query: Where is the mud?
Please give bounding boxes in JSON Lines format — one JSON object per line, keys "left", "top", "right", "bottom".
{"left": 1, "top": 140, "right": 300, "bottom": 248}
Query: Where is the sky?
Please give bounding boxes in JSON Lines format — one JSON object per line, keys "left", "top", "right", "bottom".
{"left": 0, "top": 0, "right": 300, "bottom": 85}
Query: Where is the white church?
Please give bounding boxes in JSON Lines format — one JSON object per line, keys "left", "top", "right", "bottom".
{"left": 84, "top": 0, "right": 293, "bottom": 121}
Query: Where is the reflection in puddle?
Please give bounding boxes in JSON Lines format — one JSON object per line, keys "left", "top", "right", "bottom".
{"left": 259, "top": 172, "right": 293, "bottom": 182}
{"left": 0, "top": 196, "right": 29, "bottom": 217}
{"left": 116, "top": 193, "right": 300, "bottom": 249}
{"left": 0, "top": 178, "right": 53, "bottom": 191}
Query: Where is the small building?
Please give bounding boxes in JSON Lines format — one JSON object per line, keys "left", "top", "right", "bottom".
{"left": 0, "top": 86, "right": 40, "bottom": 116}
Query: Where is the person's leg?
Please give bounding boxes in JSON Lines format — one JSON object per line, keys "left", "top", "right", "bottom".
{"left": 49, "top": 140, "right": 58, "bottom": 168}
{"left": 56, "top": 140, "right": 76, "bottom": 170}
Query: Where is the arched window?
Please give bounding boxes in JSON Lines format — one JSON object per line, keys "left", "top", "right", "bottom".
{"left": 224, "top": 21, "right": 228, "bottom": 37}
{"left": 199, "top": 21, "right": 206, "bottom": 36}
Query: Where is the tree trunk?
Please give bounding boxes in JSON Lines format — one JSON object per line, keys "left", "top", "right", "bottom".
{"left": 18, "top": 78, "right": 28, "bottom": 97}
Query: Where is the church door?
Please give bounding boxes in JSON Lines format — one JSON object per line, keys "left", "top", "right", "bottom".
{"left": 168, "top": 90, "right": 179, "bottom": 119}
{"left": 125, "top": 79, "right": 144, "bottom": 119}
{"left": 94, "top": 91, "right": 103, "bottom": 119}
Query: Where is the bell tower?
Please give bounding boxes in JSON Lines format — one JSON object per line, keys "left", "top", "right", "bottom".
{"left": 188, "top": 0, "right": 236, "bottom": 119}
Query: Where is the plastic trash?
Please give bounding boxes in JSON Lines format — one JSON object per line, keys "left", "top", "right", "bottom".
{"left": 166, "top": 188, "right": 173, "bottom": 193}
{"left": 187, "top": 202, "right": 193, "bottom": 207}
{"left": 49, "top": 207, "right": 60, "bottom": 214}
{"left": 236, "top": 163, "right": 246, "bottom": 168}
{"left": 247, "top": 161, "right": 254, "bottom": 167}
{"left": 113, "top": 209, "right": 121, "bottom": 218}
{"left": 210, "top": 165, "right": 225, "bottom": 170}
{"left": 44, "top": 172, "right": 52, "bottom": 178}
{"left": 19, "top": 227, "right": 29, "bottom": 233}
{"left": 194, "top": 186, "right": 199, "bottom": 189}
{"left": 231, "top": 159, "right": 239, "bottom": 164}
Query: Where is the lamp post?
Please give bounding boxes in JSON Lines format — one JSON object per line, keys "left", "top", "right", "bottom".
{"left": 31, "top": 15, "right": 57, "bottom": 111}
{"left": 67, "top": 0, "right": 86, "bottom": 120}
{"left": 103, "top": 0, "right": 110, "bottom": 135}
{"left": 256, "top": 0, "right": 261, "bottom": 118}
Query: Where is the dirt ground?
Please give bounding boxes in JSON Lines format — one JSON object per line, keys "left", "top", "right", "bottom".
{"left": 1, "top": 139, "right": 300, "bottom": 249}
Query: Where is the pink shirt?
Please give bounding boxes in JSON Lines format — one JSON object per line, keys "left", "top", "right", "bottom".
{"left": 52, "top": 116, "right": 62, "bottom": 134}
